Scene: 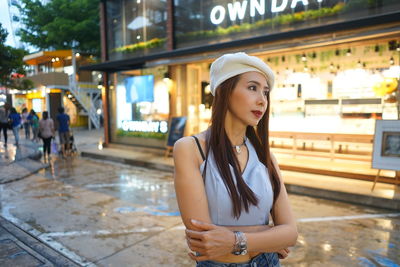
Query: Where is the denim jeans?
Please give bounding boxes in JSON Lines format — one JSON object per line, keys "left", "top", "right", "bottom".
{"left": 23, "top": 122, "right": 30, "bottom": 139}
{"left": 12, "top": 126, "right": 20, "bottom": 145}
{"left": 196, "top": 253, "right": 280, "bottom": 267}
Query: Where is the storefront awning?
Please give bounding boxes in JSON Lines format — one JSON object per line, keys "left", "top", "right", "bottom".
{"left": 24, "top": 50, "right": 73, "bottom": 65}
{"left": 80, "top": 11, "right": 400, "bottom": 73}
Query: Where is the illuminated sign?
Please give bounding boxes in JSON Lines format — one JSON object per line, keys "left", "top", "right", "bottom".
{"left": 210, "top": 0, "right": 324, "bottom": 25}
{"left": 122, "top": 120, "right": 168, "bottom": 133}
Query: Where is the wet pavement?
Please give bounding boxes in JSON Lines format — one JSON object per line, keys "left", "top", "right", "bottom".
{"left": 0, "top": 136, "right": 47, "bottom": 184}
{"left": 0, "top": 155, "right": 399, "bottom": 266}
{"left": 0, "top": 139, "right": 39, "bottom": 165}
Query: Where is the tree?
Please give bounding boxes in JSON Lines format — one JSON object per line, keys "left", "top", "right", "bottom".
{"left": 16, "top": 0, "right": 100, "bottom": 55}
{"left": 0, "top": 23, "right": 31, "bottom": 89}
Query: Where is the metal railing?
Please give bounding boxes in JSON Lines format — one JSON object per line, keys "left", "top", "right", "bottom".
{"left": 68, "top": 75, "right": 101, "bottom": 129}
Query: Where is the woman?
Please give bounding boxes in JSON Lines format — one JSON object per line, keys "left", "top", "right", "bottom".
{"left": 174, "top": 52, "right": 297, "bottom": 266}
{"left": 21, "top": 107, "right": 30, "bottom": 139}
{"left": 29, "top": 109, "right": 39, "bottom": 142}
{"left": 8, "top": 107, "right": 21, "bottom": 147}
{"left": 0, "top": 103, "right": 10, "bottom": 146}
{"left": 39, "top": 111, "right": 55, "bottom": 162}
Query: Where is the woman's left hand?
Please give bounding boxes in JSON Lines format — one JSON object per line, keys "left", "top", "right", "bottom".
{"left": 277, "top": 248, "right": 290, "bottom": 259}
{"left": 185, "top": 219, "right": 235, "bottom": 261}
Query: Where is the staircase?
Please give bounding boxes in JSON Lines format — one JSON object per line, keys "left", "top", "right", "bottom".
{"left": 68, "top": 75, "right": 101, "bottom": 129}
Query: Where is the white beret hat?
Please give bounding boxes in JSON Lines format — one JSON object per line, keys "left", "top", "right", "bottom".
{"left": 209, "top": 52, "right": 275, "bottom": 96}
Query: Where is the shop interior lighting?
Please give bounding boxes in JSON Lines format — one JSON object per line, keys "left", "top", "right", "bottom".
{"left": 390, "top": 57, "right": 394, "bottom": 65}
{"left": 55, "top": 57, "right": 59, "bottom": 61}
{"left": 346, "top": 49, "right": 351, "bottom": 56}
{"left": 51, "top": 58, "right": 55, "bottom": 62}
{"left": 301, "top": 53, "right": 307, "bottom": 62}
{"left": 136, "top": 35, "right": 141, "bottom": 40}
{"left": 163, "top": 73, "right": 171, "bottom": 82}
{"left": 75, "top": 52, "right": 80, "bottom": 57}
{"left": 204, "top": 84, "right": 211, "bottom": 94}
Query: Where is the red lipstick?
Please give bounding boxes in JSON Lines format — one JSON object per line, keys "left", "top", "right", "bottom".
{"left": 252, "top": 111, "right": 263, "bottom": 118}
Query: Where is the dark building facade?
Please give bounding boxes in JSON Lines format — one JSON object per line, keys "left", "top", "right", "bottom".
{"left": 82, "top": 0, "right": 400, "bottom": 150}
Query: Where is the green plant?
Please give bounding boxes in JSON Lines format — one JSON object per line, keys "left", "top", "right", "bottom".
{"left": 116, "top": 129, "right": 167, "bottom": 140}
{"left": 112, "top": 38, "right": 166, "bottom": 54}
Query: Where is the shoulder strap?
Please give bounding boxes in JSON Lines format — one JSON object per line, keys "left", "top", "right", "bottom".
{"left": 192, "top": 136, "right": 205, "bottom": 161}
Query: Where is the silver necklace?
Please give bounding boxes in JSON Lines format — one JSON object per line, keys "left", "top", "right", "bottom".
{"left": 232, "top": 137, "right": 247, "bottom": 154}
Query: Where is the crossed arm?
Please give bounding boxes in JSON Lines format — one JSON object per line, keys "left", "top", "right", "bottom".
{"left": 173, "top": 137, "right": 298, "bottom": 262}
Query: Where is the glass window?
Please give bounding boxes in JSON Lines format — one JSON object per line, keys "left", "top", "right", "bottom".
{"left": 174, "top": 0, "right": 400, "bottom": 49}
{"left": 106, "top": 0, "right": 168, "bottom": 61}
{"left": 109, "top": 66, "right": 170, "bottom": 147}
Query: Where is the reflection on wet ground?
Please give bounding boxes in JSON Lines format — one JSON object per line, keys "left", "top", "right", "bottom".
{"left": 0, "top": 140, "right": 37, "bottom": 164}
{"left": 1, "top": 157, "right": 399, "bottom": 266}
{"left": 37, "top": 157, "right": 178, "bottom": 217}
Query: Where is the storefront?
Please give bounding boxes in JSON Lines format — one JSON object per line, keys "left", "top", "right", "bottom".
{"left": 8, "top": 89, "right": 88, "bottom": 128}
{"left": 82, "top": 0, "right": 400, "bottom": 149}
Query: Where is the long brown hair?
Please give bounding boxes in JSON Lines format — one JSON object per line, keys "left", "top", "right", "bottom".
{"left": 203, "top": 75, "right": 281, "bottom": 218}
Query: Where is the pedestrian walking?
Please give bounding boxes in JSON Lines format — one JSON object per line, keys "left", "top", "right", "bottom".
{"left": 29, "top": 110, "right": 39, "bottom": 142}
{"left": 0, "top": 103, "right": 10, "bottom": 146}
{"left": 21, "top": 107, "right": 31, "bottom": 139}
{"left": 174, "top": 52, "right": 297, "bottom": 266}
{"left": 8, "top": 107, "right": 22, "bottom": 147}
{"left": 39, "top": 111, "right": 55, "bottom": 162}
{"left": 56, "top": 107, "right": 70, "bottom": 157}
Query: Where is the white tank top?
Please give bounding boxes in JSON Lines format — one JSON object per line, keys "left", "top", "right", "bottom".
{"left": 197, "top": 137, "right": 274, "bottom": 226}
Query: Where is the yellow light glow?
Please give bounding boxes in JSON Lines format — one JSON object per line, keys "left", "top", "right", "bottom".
{"left": 322, "top": 243, "right": 332, "bottom": 251}
{"left": 189, "top": 105, "right": 196, "bottom": 114}
{"left": 204, "top": 84, "right": 211, "bottom": 94}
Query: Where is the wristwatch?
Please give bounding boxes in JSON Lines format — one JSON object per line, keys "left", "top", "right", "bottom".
{"left": 232, "top": 231, "right": 248, "bottom": 255}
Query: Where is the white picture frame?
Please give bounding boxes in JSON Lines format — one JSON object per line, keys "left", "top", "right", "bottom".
{"left": 372, "top": 120, "right": 400, "bottom": 171}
